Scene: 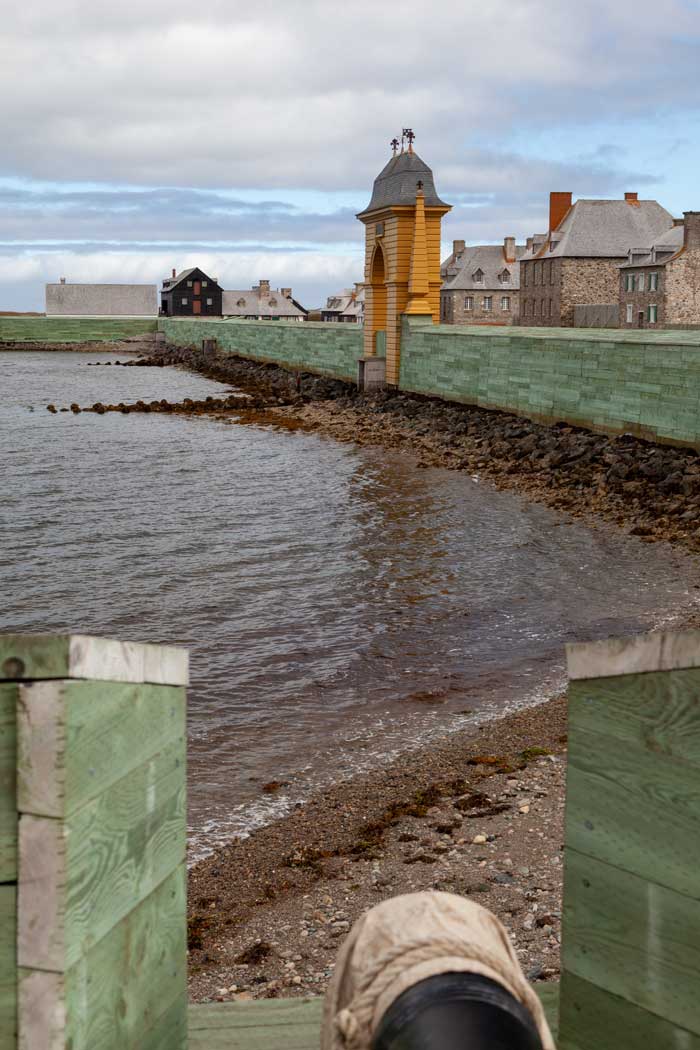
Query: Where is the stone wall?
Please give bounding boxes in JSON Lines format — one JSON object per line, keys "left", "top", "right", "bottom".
{"left": 46, "top": 284, "right": 157, "bottom": 316}
{"left": 158, "top": 317, "right": 363, "bottom": 381}
{"left": 560, "top": 258, "right": 623, "bottom": 326}
{"left": 0, "top": 317, "right": 157, "bottom": 342}
{"left": 440, "top": 288, "right": 519, "bottom": 325}
{"left": 666, "top": 250, "right": 700, "bottom": 325}
{"left": 398, "top": 317, "right": 700, "bottom": 447}
{"left": 520, "top": 258, "right": 562, "bottom": 325}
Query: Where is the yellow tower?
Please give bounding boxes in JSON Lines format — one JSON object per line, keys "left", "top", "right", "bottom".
{"left": 357, "top": 132, "right": 451, "bottom": 386}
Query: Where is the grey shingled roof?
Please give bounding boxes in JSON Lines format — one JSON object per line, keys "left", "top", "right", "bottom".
{"left": 521, "top": 199, "right": 674, "bottom": 260}
{"left": 441, "top": 244, "right": 525, "bottom": 292}
{"left": 619, "top": 223, "right": 684, "bottom": 268}
{"left": 357, "top": 150, "right": 449, "bottom": 217}
{"left": 222, "top": 288, "right": 305, "bottom": 318}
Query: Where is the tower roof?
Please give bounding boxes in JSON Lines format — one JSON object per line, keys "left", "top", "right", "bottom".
{"left": 357, "top": 150, "right": 448, "bottom": 217}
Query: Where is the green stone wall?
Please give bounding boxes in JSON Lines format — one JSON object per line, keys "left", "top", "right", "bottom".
{"left": 0, "top": 318, "right": 157, "bottom": 343}
{"left": 400, "top": 319, "right": 700, "bottom": 447}
{"left": 158, "top": 318, "right": 363, "bottom": 381}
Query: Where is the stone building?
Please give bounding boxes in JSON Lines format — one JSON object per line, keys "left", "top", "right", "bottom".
{"left": 440, "top": 238, "right": 524, "bottom": 324}
{"left": 619, "top": 212, "right": 700, "bottom": 328}
{"left": 46, "top": 279, "right": 157, "bottom": 316}
{"left": 222, "top": 280, "right": 306, "bottom": 320}
{"left": 321, "top": 284, "right": 364, "bottom": 323}
{"left": 520, "top": 192, "right": 674, "bottom": 326}
{"left": 357, "top": 135, "right": 451, "bottom": 386}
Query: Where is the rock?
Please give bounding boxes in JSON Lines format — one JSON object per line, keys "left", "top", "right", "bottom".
{"left": 472, "top": 835, "right": 487, "bottom": 845}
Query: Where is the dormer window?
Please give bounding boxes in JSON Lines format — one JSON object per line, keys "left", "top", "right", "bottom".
{"left": 473, "top": 269, "right": 484, "bottom": 285}
{"left": 269, "top": 298, "right": 277, "bottom": 307}
{"left": 499, "top": 269, "right": 511, "bottom": 285}
{"left": 237, "top": 298, "right": 246, "bottom": 307}
{"left": 549, "top": 241, "right": 557, "bottom": 252}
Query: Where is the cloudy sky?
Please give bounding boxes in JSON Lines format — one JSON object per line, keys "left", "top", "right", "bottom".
{"left": 2, "top": 0, "right": 700, "bottom": 310}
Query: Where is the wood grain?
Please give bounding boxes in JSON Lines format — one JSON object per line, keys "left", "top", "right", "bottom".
{"left": 558, "top": 971, "right": 700, "bottom": 1050}
{"left": 17, "top": 681, "right": 185, "bottom": 819}
{"left": 18, "top": 733, "right": 185, "bottom": 970}
{"left": 566, "top": 723, "right": 700, "bottom": 898}
{"left": 569, "top": 669, "right": 700, "bottom": 768}
{"left": 0, "top": 884, "right": 16, "bottom": 1050}
{"left": 0, "top": 684, "right": 17, "bottom": 883}
{"left": 18, "top": 868, "right": 187, "bottom": 1050}
{"left": 562, "top": 847, "right": 700, "bottom": 1034}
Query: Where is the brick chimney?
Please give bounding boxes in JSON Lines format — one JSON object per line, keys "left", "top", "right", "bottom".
{"left": 59, "top": 277, "right": 66, "bottom": 285}
{"left": 281, "top": 287, "right": 292, "bottom": 298}
{"left": 673, "top": 217, "right": 685, "bottom": 227}
{"left": 549, "top": 192, "right": 572, "bottom": 233}
{"left": 683, "top": 211, "right": 700, "bottom": 250}
{"left": 258, "top": 279, "right": 270, "bottom": 294}
{"left": 503, "top": 236, "right": 516, "bottom": 263}
{"left": 172, "top": 268, "right": 176, "bottom": 278}
{"left": 526, "top": 236, "right": 534, "bottom": 253}
{"left": 624, "top": 192, "right": 639, "bottom": 203}
{"left": 452, "top": 239, "right": 465, "bottom": 256}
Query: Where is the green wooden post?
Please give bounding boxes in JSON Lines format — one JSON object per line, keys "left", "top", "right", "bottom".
{"left": 559, "top": 630, "right": 700, "bottom": 1048}
{"left": 0, "top": 634, "right": 188, "bottom": 1050}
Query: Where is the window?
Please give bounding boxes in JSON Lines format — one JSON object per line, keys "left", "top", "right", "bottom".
{"left": 483, "top": 296, "right": 492, "bottom": 312}
{"left": 649, "top": 272, "right": 659, "bottom": 291}
{"left": 237, "top": 298, "right": 246, "bottom": 307}
{"left": 501, "top": 296, "right": 511, "bottom": 311}
{"left": 549, "top": 299, "right": 554, "bottom": 317}
{"left": 206, "top": 298, "right": 213, "bottom": 306}
{"left": 181, "top": 297, "right": 188, "bottom": 305}
{"left": 500, "top": 269, "right": 510, "bottom": 284}
{"left": 626, "top": 303, "right": 634, "bottom": 323}
{"left": 202, "top": 281, "right": 208, "bottom": 288}
{"left": 523, "top": 266, "right": 529, "bottom": 287}
{"left": 187, "top": 281, "right": 193, "bottom": 287}
{"left": 549, "top": 261, "right": 554, "bottom": 284}
{"left": 473, "top": 269, "right": 484, "bottom": 285}
{"left": 648, "top": 304, "right": 658, "bottom": 323}
{"left": 624, "top": 274, "right": 632, "bottom": 292}
{"left": 637, "top": 274, "right": 645, "bottom": 292}
{"left": 464, "top": 296, "right": 473, "bottom": 311}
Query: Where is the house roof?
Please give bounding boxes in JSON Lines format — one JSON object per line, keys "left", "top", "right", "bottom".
{"left": 619, "top": 223, "right": 684, "bottom": 268}
{"left": 222, "top": 288, "right": 305, "bottom": 317}
{"left": 357, "top": 150, "right": 449, "bottom": 217}
{"left": 441, "top": 244, "right": 525, "bottom": 291}
{"left": 162, "top": 267, "right": 220, "bottom": 290}
{"left": 521, "top": 199, "right": 674, "bottom": 261}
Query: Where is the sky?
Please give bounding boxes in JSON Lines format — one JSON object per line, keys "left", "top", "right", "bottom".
{"left": 2, "top": 0, "right": 700, "bottom": 311}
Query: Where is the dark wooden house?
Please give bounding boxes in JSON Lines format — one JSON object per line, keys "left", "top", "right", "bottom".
{"left": 160, "top": 267, "right": 223, "bottom": 317}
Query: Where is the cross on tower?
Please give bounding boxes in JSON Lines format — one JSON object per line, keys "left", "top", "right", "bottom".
{"left": 390, "top": 137, "right": 400, "bottom": 156}
{"left": 402, "top": 128, "right": 415, "bottom": 151}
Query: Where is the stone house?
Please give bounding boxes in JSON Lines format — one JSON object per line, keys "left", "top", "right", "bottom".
{"left": 520, "top": 192, "right": 674, "bottom": 326}
{"left": 619, "top": 212, "right": 700, "bottom": 328}
{"left": 321, "top": 284, "right": 364, "bottom": 323}
{"left": 222, "top": 280, "right": 306, "bottom": 321}
{"left": 160, "top": 267, "right": 223, "bottom": 317}
{"left": 440, "top": 238, "right": 524, "bottom": 324}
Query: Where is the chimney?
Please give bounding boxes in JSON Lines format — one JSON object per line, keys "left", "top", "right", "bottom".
{"left": 281, "top": 287, "right": 292, "bottom": 299}
{"left": 59, "top": 277, "right": 66, "bottom": 285}
{"left": 452, "top": 239, "right": 465, "bottom": 256}
{"left": 549, "top": 191, "right": 572, "bottom": 233}
{"left": 624, "top": 192, "right": 638, "bottom": 203}
{"left": 683, "top": 211, "right": 700, "bottom": 250}
{"left": 526, "top": 236, "right": 534, "bottom": 253}
{"left": 503, "top": 236, "right": 516, "bottom": 262}
{"left": 258, "top": 279, "right": 270, "bottom": 294}
{"left": 171, "top": 268, "right": 176, "bottom": 278}
{"left": 673, "top": 217, "right": 685, "bottom": 227}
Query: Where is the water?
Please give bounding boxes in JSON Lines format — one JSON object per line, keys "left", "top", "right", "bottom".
{"left": 3, "top": 349, "right": 700, "bottom": 859}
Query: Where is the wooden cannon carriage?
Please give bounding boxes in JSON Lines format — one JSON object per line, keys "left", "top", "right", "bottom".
{"left": 2, "top": 629, "right": 700, "bottom": 1048}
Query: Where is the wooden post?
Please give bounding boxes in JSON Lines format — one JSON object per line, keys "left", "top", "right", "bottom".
{"left": 559, "top": 630, "right": 700, "bottom": 1048}
{"left": 0, "top": 635, "right": 188, "bottom": 1050}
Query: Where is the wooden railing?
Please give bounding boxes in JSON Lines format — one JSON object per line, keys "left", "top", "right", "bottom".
{"left": 2, "top": 629, "right": 700, "bottom": 1048}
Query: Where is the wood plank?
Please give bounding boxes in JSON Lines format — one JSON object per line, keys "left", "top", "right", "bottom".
{"left": 18, "top": 732, "right": 185, "bottom": 970}
{"left": 0, "top": 635, "right": 188, "bottom": 686}
{"left": 0, "top": 684, "right": 17, "bottom": 882}
{"left": 187, "top": 983, "right": 559, "bottom": 1049}
{"left": 558, "top": 971, "right": 700, "bottom": 1050}
{"left": 17, "top": 680, "right": 186, "bottom": 818}
{"left": 569, "top": 669, "right": 700, "bottom": 769}
{"left": 562, "top": 847, "right": 700, "bottom": 1034}
{"left": 18, "top": 866, "right": 187, "bottom": 1050}
{"left": 566, "top": 723, "right": 700, "bottom": 898}
{"left": 0, "top": 884, "right": 16, "bottom": 1050}
{"left": 567, "top": 629, "right": 700, "bottom": 680}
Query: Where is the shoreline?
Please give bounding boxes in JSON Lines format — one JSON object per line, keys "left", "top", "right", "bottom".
{"left": 20, "top": 340, "right": 700, "bottom": 1002}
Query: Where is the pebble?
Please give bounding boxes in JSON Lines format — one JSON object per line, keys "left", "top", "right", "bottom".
{"left": 472, "top": 834, "right": 487, "bottom": 845}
